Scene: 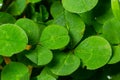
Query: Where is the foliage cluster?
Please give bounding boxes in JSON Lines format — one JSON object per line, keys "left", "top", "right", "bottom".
{"left": 0, "top": 0, "right": 120, "bottom": 80}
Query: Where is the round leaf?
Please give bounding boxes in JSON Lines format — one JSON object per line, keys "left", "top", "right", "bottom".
{"left": 0, "top": 24, "right": 28, "bottom": 56}
{"left": 48, "top": 52, "right": 80, "bottom": 76}
{"left": 102, "top": 18, "right": 120, "bottom": 44}
{"left": 75, "top": 36, "right": 112, "bottom": 70}
{"left": 1, "top": 62, "right": 29, "bottom": 80}
{"left": 108, "top": 45, "right": 120, "bottom": 64}
{"left": 26, "top": 45, "right": 53, "bottom": 65}
{"left": 40, "top": 24, "right": 70, "bottom": 49}
{"left": 0, "top": 12, "right": 16, "bottom": 25}
{"left": 62, "top": 0, "right": 98, "bottom": 13}
{"left": 16, "top": 18, "right": 40, "bottom": 45}
{"left": 7, "top": 0, "right": 26, "bottom": 16}
{"left": 50, "top": 1, "right": 64, "bottom": 18}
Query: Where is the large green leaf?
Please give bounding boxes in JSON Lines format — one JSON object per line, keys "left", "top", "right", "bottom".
{"left": 0, "top": 24, "right": 28, "bottom": 56}
{"left": 0, "top": 12, "right": 16, "bottom": 25}
{"left": 62, "top": 0, "right": 98, "bottom": 13}
{"left": 15, "top": 18, "right": 40, "bottom": 45}
{"left": 75, "top": 36, "right": 112, "bottom": 70}
{"left": 40, "top": 24, "right": 70, "bottom": 50}
{"left": 102, "top": 18, "right": 120, "bottom": 44}
{"left": 7, "top": 0, "right": 27, "bottom": 16}
{"left": 1, "top": 62, "right": 30, "bottom": 80}
{"left": 48, "top": 51, "right": 80, "bottom": 76}
{"left": 26, "top": 45, "right": 53, "bottom": 65}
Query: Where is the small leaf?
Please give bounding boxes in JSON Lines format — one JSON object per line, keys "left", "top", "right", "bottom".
{"left": 0, "top": 24, "right": 28, "bottom": 56}
{"left": 1, "top": 62, "right": 30, "bottom": 80}
{"left": 75, "top": 36, "right": 112, "bottom": 70}
{"left": 0, "top": 12, "right": 16, "bottom": 24}
{"left": 48, "top": 51, "right": 80, "bottom": 76}
{"left": 26, "top": 45, "right": 53, "bottom": 65}
{"left": 40, "top": 24, "right": 70, "bottom": 50}
{"left": 50, "top": 1, "right": 64, "bottom": 18}
{"left": 111, "top": 0, "right": 120, "bottom": 21}
{"left": 102, "top": 18, "right": 120, "bottom": 44}
{"left": 7, "top": 0, "right": 27, "bottom": 16}
{"left": 15, "top": 18, "right": 40, "bottom": 45}
{"left": 62, "top": 0, "right": 98, "bottom": 13}
{"left": 108, "top": 45, "right": 120, "bottom": 64}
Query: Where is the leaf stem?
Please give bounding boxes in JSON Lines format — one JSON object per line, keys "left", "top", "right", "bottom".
{"left": 3, "top": 57, "right": 11, "bottom": 64}
{"left": 25, "top": 45, "right": 32, "bottom": 50}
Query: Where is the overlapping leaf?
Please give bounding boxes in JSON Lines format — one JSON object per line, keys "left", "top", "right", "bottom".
{"left": 0, "top": 24, "right": 28, "bottom": 56}
{"left": 40, "top": 24, "right": 70, "bottom": 50}
{"left": 48, "top": 51, "right": 80, "bottom": 76}
{"left": 1, "top": 62, "right": 30, "bottom": 80}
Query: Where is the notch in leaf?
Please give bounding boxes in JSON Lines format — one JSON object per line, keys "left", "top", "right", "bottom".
{"left": 40, "top": 24, "right": 70, "bottom": 50}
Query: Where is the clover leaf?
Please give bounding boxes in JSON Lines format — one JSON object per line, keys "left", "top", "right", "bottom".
{"left": 16, "top": 18, "right": 40, "bottom": 45}
{"left": 26, "top": 45, "right": 53, "bottom": 65}
{"left": 75, "top": 36, "right": 112, "bottom": 70}
{"left": 62, "top": 0, "right": 98, "bottom": 13}
{"left": 48, "top": 51, "right": 80, "bottom": 76}
{"left": 1, "top": 62, "right": 29, "bottom": 80}
{"left": 0, "top": 24, "right": 28, "bottom": 56}
{"left": 40, "top": 24, "right": 70, "bottom": 50}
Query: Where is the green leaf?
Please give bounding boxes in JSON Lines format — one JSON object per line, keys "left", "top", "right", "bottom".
{"left": 40, "top": 24, "right": 70, "bottom": 50}
{"left": 48, "top": 51, "right": 80, "bottom": 76}
{"left": 0, "top": 24, "right": 28, "bottom": 56}
{"left": 62, "top": 0, "right": 98, "bottom": 13}
{"left": 1, "top": 62, "right": 30, "bottom": 80}
{"left": 26, "top": 45, "right": 53, "bottom": 65}
{"left": 37, "top": 67, "right": 58, "bottom": 80}
{"left": 108, "top": 45, "right": 120, "bottom": 64}
{"left": 15, "top": 18, "right": 40, "bottom": 45}
{"left": 102, "top": 18, "right": 120, "bottom": 44}
{"left": 50, "top": 2, "right": 85, "bottom": 48}
{"left": 75, "top": 36, "right": 112, "bottom": 70}
{"left": 78, "top": 11, "right": 94, "bottom": 25}
{"left": 28, "top": 0, "right": 41, "bottom": 3}
{"left": 7, "top": 0, "right": 27, "bottom": 16}
{"left": 65, "top": 11, "right": 85, "bottom": 48}
{"left": 50, "top": 1, "right": 65, "bottom": 18}
{"left": 0, "top": 12, "right": 16, "bottom": 25}
{"left": 0, "top": 0, "right": 3, "bottom": 9}
{"left": 95, "top": 8, "right": 114, "bottom": 24}
{"left": 111, "top": 0, "right": 120, "bottom": 21}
